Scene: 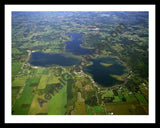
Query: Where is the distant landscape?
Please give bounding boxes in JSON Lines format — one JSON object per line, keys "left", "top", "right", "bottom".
{"left": 12, "top": 11, "right": 148, "bottom": 115}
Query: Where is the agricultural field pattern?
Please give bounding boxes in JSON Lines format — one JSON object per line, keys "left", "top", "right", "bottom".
{"left": 12, "top": 11, "right": 148, "bottom": 115}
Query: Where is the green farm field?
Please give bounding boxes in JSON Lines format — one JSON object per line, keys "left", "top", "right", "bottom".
{"left": 12, "top": 76, "right": 26, "bottom": 87}
{"left": 12, "top": 78, "right": 35, "bottom": 115}
{"left": 48, "top": 83, "right": 67, "bottom": 115}
{"left": 104, "top": 102, "right": 147, "bottom": 115}
{"left": 38, "top": 75, "right": 48, "bottom": 89}
{"left": 28, "top": 94, "right": 50, "bottom": 115}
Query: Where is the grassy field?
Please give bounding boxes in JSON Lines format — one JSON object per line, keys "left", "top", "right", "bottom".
{"left": 105, "top": 102, "right": 147, "bottom": 115}
{"left": 34, "top": 68, "right": 44, "bottom": 74}
{"left": 12, "top": 76, "right": 26, "bottom": 87}
{"left": 12, "top": 62, "right": 22, "bottom": 78}
{"left": 77, "top": 92, "right": 85, "bottom": 102}
{"left": 48, "top": 83, "right": 67, "bottom": 115}
{"left": 33, "top": 68, "right": 48, "bottom": 75}
{"left": 124, "top": 94, "right": 139, "bottom": 104}
{"left": 117, "top": 90, "right": 124, "bottom": 100}
{"left": 135, "top": 93, "right": 148, "bottom": 104}
{"left": 25, "top": 77, "right": 40, "bottom": 87}
{"left": 140, "top": 104, "right": 148, "bottom": 114}
{"left": 85, "top": 105, "right": 105, "bottom": 115}
{"left": 86, "top": 105, "right": 93, "bottom": 115}
{"left": 93, "top": 106, "right": 105, "bottom": 115}
{"left": 101, "top": 90, "right": 114, "bottom": 99}
{"left": 113, "top": 96, "right": 121, "bottom": 102}
{"left": 12, "top": 48, "right": 22, "bottom": 54}
{"left": 28, "top": 94, "right": 49, "bottom": 115}
{"left": 75, "top": 101, "right": 86, "bottom": 115}
{"left": 12, "top": 78, "right": 35, "bottom": 115}
{"left": 38, "top": 75, "right": 48, "bottom": 89}
{"left": 12, "top": 86, "right": 22, "bottom": 106}
{"left": 47, "top": 75, "right": 59, "bottom": 84}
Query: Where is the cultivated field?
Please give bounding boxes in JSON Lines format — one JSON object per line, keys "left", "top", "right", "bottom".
{"left": 38, "top": 75, "right": 48, "bottom": 89}
{"left": 48, "top": 83, "right": 67, "bottom": 115}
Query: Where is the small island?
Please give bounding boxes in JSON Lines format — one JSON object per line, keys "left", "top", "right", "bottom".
{"left": 100, "top": 62, "right": 112, "bottom": 67}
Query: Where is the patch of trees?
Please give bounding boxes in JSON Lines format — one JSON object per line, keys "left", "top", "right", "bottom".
{"left": 85, "top": 96, "right": 98, "bottom": 106}
{"left": 67, "top": 79, "right": 75, "bottom": 100}
{"left": 81, "top": 77, "right": 91, "bottom": 87}
{"left": 122, "top": 97, "right": 126, "bottom": 102}
{"left": 45, "top": 83, "right": 64, "bottom": 95}
{"left": 127, "top": 52, "right": 148, "bottom": 79}
{"left": 103, "top": 97, "right": 114, "bottom": 103}
{"left": 97, "top": 93, "right": 102, "bottom": 104}
{"left": 112, "top": 90, "right": 118, "bottom": 96}
{"left": 125, "top": 77, "right": 141, "bottom": 93}
{"left": 83, "top": 33, "right": 103, "bottom": 47}
{"left": 12, "top": 53, "right": 28, "bottom": 62}
{"left": 44, "top": 84, "right": 55, "bottom": 95}
{"left": 111, "top": 35, "right": 148, "bottom": 80}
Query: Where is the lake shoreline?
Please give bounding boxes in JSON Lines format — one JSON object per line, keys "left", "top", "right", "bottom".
{"left": 28, "top": 32, "right": 130, "bottom": 89}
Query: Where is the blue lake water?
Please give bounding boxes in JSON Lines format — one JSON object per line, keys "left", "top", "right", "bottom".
{"left": 83, "top": 57, "right": 127, "bottom": 87}
{"left": 65, "top": 33, "right": 93, "bottom": 55}
{"left": 29, "top": 52, "right": 81, "bottom": 66}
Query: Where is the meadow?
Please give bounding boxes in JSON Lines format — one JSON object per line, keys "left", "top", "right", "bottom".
{"left": 12, "top": 78, "right": 35, "bottom": 115}
{"left": 48, "top": 80, "right": 67, "bottom": 115}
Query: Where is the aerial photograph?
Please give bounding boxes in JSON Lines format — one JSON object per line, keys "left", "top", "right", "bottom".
{"left": 11, "top": 11, "right": 148, "bottom": 115}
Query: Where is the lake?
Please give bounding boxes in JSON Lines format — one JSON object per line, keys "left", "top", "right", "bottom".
{"left": 84, "top": 57, "right": 127, "bottom": 87}
{"left": 65, "top": 33, "right": 93, "bottom": 55}
{"left": 29, "top": 52, "right": 81, "bottom": 66}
